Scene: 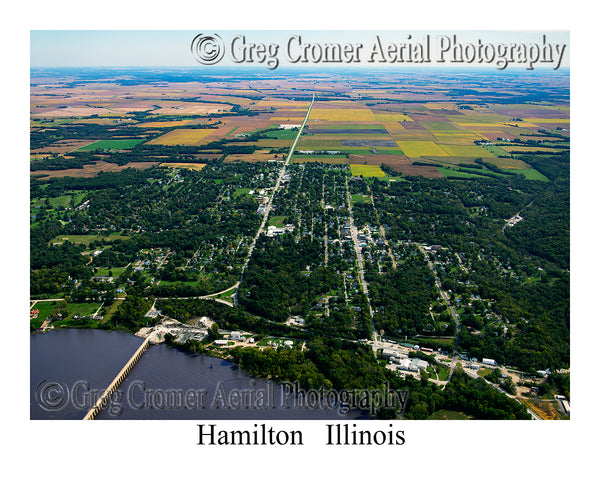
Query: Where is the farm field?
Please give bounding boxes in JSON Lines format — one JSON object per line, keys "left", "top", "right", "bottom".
{"left": 350, "top": 164, "right": 386, "bottom": 177}
{"left": 510, "top": 168, "right": 549, "bottom": 181}
{"left": 159, "top": 163, "right": 206, "bottom": 171}
{"left": 76, "top": 138, "right": 146, "bottom": 151}
{"left": 291, "top": 155, "right": 348, "bottom": 164}
{"left": 396, "top": 141, "right": 449, "bottom": 157}
{"left": 145, "top": 129, "right": 215, "bottom": 146}
{"left": 32, "top": 161, "right": 158, "bottom": 178}
{"left": 30, "top": 69, "right": 569, "bottom": 185}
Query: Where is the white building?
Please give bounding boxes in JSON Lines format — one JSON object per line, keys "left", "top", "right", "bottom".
{"left": 397, "top": 357, "right": 429, "bottom": 372}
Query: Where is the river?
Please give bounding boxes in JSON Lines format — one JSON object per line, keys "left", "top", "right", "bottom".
{"left": 30, "top": 329, "right": 367, "bottom": 420}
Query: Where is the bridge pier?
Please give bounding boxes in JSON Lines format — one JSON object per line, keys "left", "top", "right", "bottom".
{"left": 83, "top": 337, "right": 150, "bottom": 420}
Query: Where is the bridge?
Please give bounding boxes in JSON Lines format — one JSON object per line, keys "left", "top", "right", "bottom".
{"left": 83, "top": 336, "right": 151, "bottom": 420}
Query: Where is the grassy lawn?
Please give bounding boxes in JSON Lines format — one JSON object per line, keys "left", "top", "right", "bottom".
{"left": 233, "top": 188, "right": 252, "bottom": 198}
{"left": 351, "top": 194, "right": 371, "bottom": 205}
{"left": 215, "top": 285, "right": 237, "bottom": 303}
{"left": 436, "top": 365, "right": 450, "bottom": 381}
{"left": 95, "top": 266, "right": 128, "bottom": 277}
{"left": 268, "top": 216, "right": 288, "bottom": 227}
{"left": 53, "top": 302, "right": 101, "bottom": 326}
{"left": 31, "top": 301, "right": 101, "bottom": 328}
{"left": 30, "top": 301, "right": 61, "bottom": 328}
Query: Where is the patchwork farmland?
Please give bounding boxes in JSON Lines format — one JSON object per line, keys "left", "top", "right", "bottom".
{"left": 31, "top": 70, "right": 568, "bottom": 182}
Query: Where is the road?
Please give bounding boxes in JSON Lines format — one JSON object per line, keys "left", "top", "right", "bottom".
{"left": 463, "top": 367, "right": 541, "bottom": 420}
{"left": 234, "top": 94, "right": 315, "bottom": 304}
{"left": 502, "top": 200, "right": 533, "bottom": 234}
{"left": 367, "top": 184, "right": 396, "bottom": 269}
{"left": 417, "top": 244, "right": 461, "bottom": 377}
{"left": 344, "top": 176, "right": 376, "bottom": 346}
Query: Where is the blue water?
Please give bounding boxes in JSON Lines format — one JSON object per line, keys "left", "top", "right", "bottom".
{"left": 30, "top": 329, "right": 367, "bottom": 420}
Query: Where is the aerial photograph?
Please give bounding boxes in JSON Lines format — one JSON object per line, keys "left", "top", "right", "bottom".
{"left": 29, "top": 30, "right": 570, "bottom": 424}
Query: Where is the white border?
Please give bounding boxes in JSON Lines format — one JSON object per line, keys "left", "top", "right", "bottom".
{"left": 4, "top": 1, "right": 597, "bottom": 477}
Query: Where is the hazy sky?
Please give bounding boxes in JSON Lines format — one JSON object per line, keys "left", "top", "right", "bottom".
{"left": 30, "top": 30, "right": 569, "bottom": 70}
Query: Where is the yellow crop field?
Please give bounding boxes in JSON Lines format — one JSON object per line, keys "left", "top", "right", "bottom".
{"left": 498, "top": 145, "right": 563, "bottom": 153}
{"left": 439, "top": 144, "right": 493, "bottom": 156}
{"left": 395, "top": 140, "right": 449, "bottom": 156}
{"left": 350, "top": 164, "right": 386, "bottom": 177}
{"left": 159, "top": 162, "right": 206, "bottom": 170}
{"left": 374, "top": 113, "right": 413, "bottom": 122}
{"left": 380, "top": 122, "right": 406, "bottom": 136}
{"left": 146, "top": 129, "right": 215, "bottom": 146}
{"left": 523, "top": 118, "right": 570, "bottom": 123}
{"left": 309, "top": 108, "right": 377, "bottom": 122}
{"left": 433, "top": 131, "right": 484, "bottom": 145}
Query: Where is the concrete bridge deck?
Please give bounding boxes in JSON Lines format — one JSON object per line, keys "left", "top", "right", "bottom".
{"left": 83, "top": 336, "right": 150, "bottom": 420}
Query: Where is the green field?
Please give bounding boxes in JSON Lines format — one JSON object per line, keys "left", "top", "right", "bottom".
{"left": 76, "top": 138, "right": 145, "bottom": 151}
{"left": 510, "top": 168, "right": 549, "bottom": 181}
{"left": 351, "top": 194, "right": 371, "bottom": 204}
{"left": 31, "top": 301, "right": 101, "bottom": 328}
{"left": 50, "top": 233, "right": 130, "bottom": 246}
{"left": 95, "top": 266, "right": 128, "bottom": 277}
{"left": 482, "top": 145, "right": 511, "bottom": 156}
{"left": 268, "top": 216, "right": 288, "bottom": 227}
{"left": 350, "top": 165, "right": 386, "bottom": 177}
{"left": 233, "top": 188, "right": 252, "bottom": 197}
{"left": 440, "top": 144, "right": 496, "bottom": 157}
{"left": 438, "top": 167, "right": 492, "bottom": 179}
{"left": 30, "top": 301, "right": 61, "bottom": 328}
{"left": 263, "top": 128, "right": 299, "bottom": 139}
